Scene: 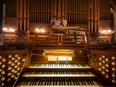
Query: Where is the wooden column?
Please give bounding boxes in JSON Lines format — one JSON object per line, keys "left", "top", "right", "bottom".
{"left": 88, "top": 0, "right": 91, "bottom": 32}
{"left": 51, "top": 0, "right": 57, "bottom": 18}
{"left": 19, "top": 0, "right": 23, "bottom": 31}
{"left": 27, "top": 0, "right": 29, "bottom": 31}
{"left": 88, "top": 0, "right": 100, "bottom": 33}
{"left": 91, "top": 0, "right": 94, "bottom": 32}
{"left": 62, "top": 0, "right": 64, "bottom": 18}
{"left": 2, "top": 3, "right": 5, "bottom": 28}
{"left": 58, "top": 0, "right": 61, "bottom": 18}
{"left": 23, "top": 0, "right": 27, "bottom": 31}
{"left": 16, "top": 0, "right": 20, "bottom": 30}
{"left": 94, "top": 0, "right": 99, "bottom": 32}
{"left": 97, "top": 0, "right": 100, "bottom": 32}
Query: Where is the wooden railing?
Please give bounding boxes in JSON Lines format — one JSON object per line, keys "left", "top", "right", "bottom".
{"left": 29, "top": 33, "right": 87, "bottom": 49}
{"left": 29, "top": 33, "right": 63, "bottom": 47}
{"left": 62, "top": 34, "right": 87, "bottom": 48}
{"left": 3, "top": 33, "right": 87, "bottom": 49}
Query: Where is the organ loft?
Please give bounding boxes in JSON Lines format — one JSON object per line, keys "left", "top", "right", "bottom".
{"left": 0, "top": 0, "right": 116, "bottom": 86}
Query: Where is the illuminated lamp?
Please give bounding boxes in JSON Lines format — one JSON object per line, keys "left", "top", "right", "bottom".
{"left": 40, "top": 28, "right": 45, "bottom": 33}
{"left": 35, "top": 28, "right": 40, "bottom": 33}
{"left": 102, "top": 30, "right": 107, "bottom": 34}
{"left": 107, "top": 30, "right": 111, "bottom": 33}
{"left": 3, "top": 27, "right": 8, "bottom": 32}
{"left": 99, "top": 29, "right": 115, "bottom": 35}
{"left": 35, "top": 27, "right": 46, "bottom": 33}
{"left": 9, "top": 28, "right": 15, "bottom": 33}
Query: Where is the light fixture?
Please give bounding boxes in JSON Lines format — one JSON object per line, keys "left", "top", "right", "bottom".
{"left": 3, "top": 27, "right": 8, "bottom": 32}
{"left": 40, "top": 28, "right": 45, "bottom": 33}
{"left": 9, "top": 28, "right": 15, "bottom": 33}
{"left": 35, "top": 27, "right": 46, "bottom": 33}
{"left": 107, "top": 30, "right": 111, "bottom": 33}
{"left": 99, "top": 29, "right": 115, "bottom": 35}
{"left": 35, "top": 28, "right": 40, "bottom": 33}
{"left": 102, "top": 30, "right": 107, "bottom": 34}
{"left": 3, "top": 27, "right": 15, "bottom": 33}
{"left": 44, "top": 49, "right": 74, "bottom": 56}
{"left": 48, "top": 55, "right": 72, "bottom": 61}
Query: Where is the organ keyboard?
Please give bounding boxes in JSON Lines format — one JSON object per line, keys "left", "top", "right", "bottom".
{"left": 16, "top": 64, "right": 102, "bottom": 87}
{"left": 17, "top": 78, "right": 101, "bottom": 87}
{"left": 23, "top": 71, "right": 95, "bottom": 77}
{"left": 28, "top": 64, "right": 91, "bottom": 69}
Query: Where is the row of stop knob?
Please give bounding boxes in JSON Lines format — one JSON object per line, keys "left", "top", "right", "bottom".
{"left": 98, "top": 55, "right": 116, "bottom": 83}
{"left": 0, "top": 54, "right": 24, "bottom": 86}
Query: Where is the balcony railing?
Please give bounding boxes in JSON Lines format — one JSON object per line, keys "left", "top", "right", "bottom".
{"left": 3, "top": 33, "right": 87, "bottom": 49}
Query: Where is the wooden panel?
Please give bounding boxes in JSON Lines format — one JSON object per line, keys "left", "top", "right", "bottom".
{"left": 89, "top": 50, "right": 99, "bottom": 70}
{"left": 29, "top": 0, "right": 52, "bottom": 23}
{"left": 73, "top": 50, "right": 87, "bottom": 64}
{"left": 31, "top": 55, "right": 47, "bottom": 64}
{"left": 89, "top": 50, "right": 116, "bottom": 85}
{"left": 0, "top": 50, "right": 29, "bottom": 86}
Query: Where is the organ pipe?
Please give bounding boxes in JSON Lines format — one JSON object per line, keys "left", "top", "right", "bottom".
{"left": 3, "top": 0, "right": 112, "bottom": 33}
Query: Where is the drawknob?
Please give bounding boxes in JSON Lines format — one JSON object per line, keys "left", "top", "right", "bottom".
{"left": 2, "top": 59, "right": 6, "bottom": 62}
{"left": 15, "top": 54, "right": 18, "bottom": 57}
{"left": 0, "top": 56, "right": 2, "bottom": 59}
{"left": 17, "top": 57, "right": 21, "bottom": 60}
{"left": 8, "top": 55, "right": 12, "bottom": 58}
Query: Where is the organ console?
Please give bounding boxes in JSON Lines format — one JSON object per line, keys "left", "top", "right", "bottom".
{"left": 0, "top": 0, "right": 116, "bottom": 87}
{"left": 15, "top": 63, "right": 101, "bottom": 87}
{"left": 0, "top": 44, "right": 116, "bottom": 87}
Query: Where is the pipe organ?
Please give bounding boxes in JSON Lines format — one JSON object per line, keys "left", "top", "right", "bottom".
{"left": 2, "top": 0, "right": 112, "bottom": 32}
{"left": 29, "top": 0, "right": 52, "bottom": 23}
{"left": 0, "top": 0, "right": 116, "bottom": 87}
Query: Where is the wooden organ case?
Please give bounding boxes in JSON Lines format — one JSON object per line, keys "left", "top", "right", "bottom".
{"left": 0, "top": 0, "right": 116, "bottom": 87}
